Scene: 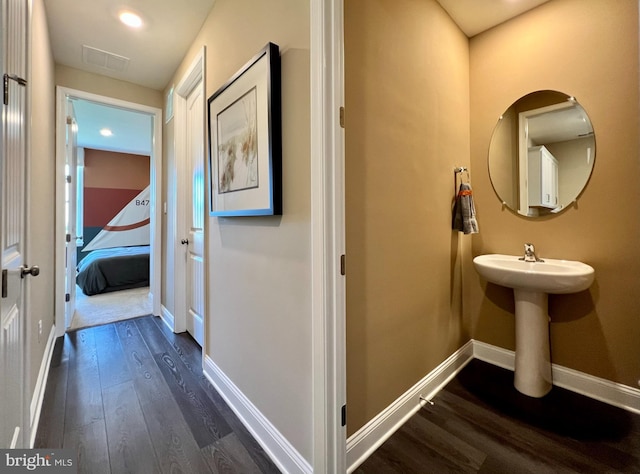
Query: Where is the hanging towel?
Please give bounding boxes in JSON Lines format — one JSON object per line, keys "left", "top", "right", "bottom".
{"left": 452, "top": 182, "right": 479, "bottom": 234}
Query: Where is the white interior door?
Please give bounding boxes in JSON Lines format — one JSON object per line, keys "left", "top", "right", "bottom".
{"left": 183, "top": 82, "right": 205, "bottom": 346}
{"left": 64, "top": 102, "right": 78, "bottom": 328}
{"left": 0, "top": 0, "right": 29, "bottom": 449}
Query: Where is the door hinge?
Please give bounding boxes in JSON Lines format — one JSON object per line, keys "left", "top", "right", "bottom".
{"left": 3, "top": 73, "right": 27, "bottom": 106}
{"left": 66, "top": 116, "right": 73, "bottom": 125}
{"left": 339, "top": 106, "right": 345, "bottom": 128}
{"left": 341, "top": 404, "right": 346, "bottom": 427}
{"left": 340, "top": 254, "right": 346, "bottom": 276}
{"left": 66, "top": 233, "right": 71, "bottom": 243}
{"left": 2, "top": 269, "right": 7, "bottom": 298}
{"left": 66, "top": 175, "right": 72, "bottom": 184}
{"left": 65, "top": 293, "right": 70, "bottom": 302}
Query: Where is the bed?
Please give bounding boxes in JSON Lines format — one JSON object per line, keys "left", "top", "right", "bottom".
{"left": 77, "top": 245, "right": 150, "bottom": 296}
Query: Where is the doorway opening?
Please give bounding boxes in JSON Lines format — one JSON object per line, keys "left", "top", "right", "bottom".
{"left": 54, "top": 87, "right": 162, "bottom": 335}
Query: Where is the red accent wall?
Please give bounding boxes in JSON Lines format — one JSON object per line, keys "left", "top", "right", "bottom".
{"left": 84, "top": 149, "right": 150, "bottom": 190}
{"left": 83, "top": 149, "right": 150, "bottom": 228}
{"left": 84, "top": 188, "right": 141, "bottom": 227}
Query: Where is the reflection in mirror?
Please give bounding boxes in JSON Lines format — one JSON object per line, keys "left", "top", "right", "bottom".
{"left": 488, "top": 91, "right": 595, "bottom": 217}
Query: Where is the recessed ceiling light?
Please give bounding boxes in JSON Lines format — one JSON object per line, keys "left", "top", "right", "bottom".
{"left": 119, "top": 11, "right": 143, "bottom": 28}
{"left": 100, "top": 128, "right": 113, "bottom": 137}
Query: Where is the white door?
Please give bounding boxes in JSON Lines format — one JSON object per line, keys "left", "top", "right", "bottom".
{"left": 183, "top": 82, "right": 205, "bottom": 346}
{"left": 64, "top": 102, "right": 78, "bottom": 328}
{"left": 0, "top": 0, "right": 30, "bottom": 449}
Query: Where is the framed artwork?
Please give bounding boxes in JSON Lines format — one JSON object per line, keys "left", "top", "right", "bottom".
{"left": 207, "top": 42, "right": 282, "bottom": 216}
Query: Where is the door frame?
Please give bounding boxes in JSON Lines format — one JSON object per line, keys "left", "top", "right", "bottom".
{"left": 310, "top": 0, "right": 347, "bottom": 470}
{"left": 517, "top": 101, "right": 572, "bottom": 214}
{"left": 171, "top": 47, "right": 205, "bottom": 341}
{"left": 62, "top": 103, "right": 78, "bottom": 327}
{"left": 54, "top": 87, "right": 162, "bottom": 336}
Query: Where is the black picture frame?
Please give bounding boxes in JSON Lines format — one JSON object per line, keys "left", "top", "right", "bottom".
{"left": 207, "top": 42, "right": 282, "bottom": 216}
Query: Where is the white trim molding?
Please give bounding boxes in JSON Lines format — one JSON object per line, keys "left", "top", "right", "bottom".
{"left": 29, "top": 324, "right": 57, "bottom": 448}
{"left": 310, "top": 0, "right": 347, "bottom": 471}
{"left": 171, "top": 47, "right": 205, "bottom": 336}
{"left": 203, "top": 356, "right": 312, "bottom": 474}
{"left": 347, "top": 340, "right": 640, "bottom": 471}
{"left": 54, "top": 86, "right": 163, "bottom": 336}
{"left": 159, "top": 305, "right": 175, "bottom": 332}
{"left": 473, "top": 340, "right": 640, "bottom": 415}
{"left": 346, "top": 341, "right": 474, "bottom": 472}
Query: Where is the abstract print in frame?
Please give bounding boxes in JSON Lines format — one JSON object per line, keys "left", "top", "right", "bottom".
{"left": 208, "top": 42, "right": 282, "bottom": 216}
{"left": 218, "top": 88, "right": 258, "bottom": 193}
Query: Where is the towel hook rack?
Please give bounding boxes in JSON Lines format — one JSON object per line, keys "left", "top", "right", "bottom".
{"left": 454, "top": 166, "right": 470, "bottom": 186}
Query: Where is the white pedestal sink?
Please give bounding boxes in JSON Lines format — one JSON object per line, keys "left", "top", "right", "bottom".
{"left": 473, "top": 254, "right": 594, "bottom": 398}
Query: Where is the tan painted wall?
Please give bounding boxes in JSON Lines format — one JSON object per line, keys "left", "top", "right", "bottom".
{"left": 55, "top": 64, "right": 163, "bottom": 108}
{"left": 468, "top": 0, "right": 640, "bottom": 387}
{"left": 29, "top": 0, "right": 56, "bottom": 398}
{"left": 345, "top": 0, "right": 471, "bottom": 434}
{"left": 165, "top": 0, "right": 312, "bottom": 461}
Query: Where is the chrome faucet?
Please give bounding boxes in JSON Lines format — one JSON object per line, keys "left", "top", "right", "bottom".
{"left": 520, "top": 243, "right": 543, "bottom": 262}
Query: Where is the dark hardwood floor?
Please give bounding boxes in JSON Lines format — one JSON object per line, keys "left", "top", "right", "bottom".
{"left": 356, "top": 359, "right": 640, "bottom": 473}
{"left": 37, "top": 318, "right": 640, "bottom": 473}
{"left": 35, "top": 315, "right": 281, "bottom": 474}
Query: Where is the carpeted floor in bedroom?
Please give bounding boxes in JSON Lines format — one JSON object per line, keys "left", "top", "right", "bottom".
{"left": 70, "top": 286, "right": 153, "bottom": 330}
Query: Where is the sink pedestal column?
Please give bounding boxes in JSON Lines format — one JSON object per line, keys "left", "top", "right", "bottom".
{"left": 513, "top": 289, "right": 552, "bottom": 397}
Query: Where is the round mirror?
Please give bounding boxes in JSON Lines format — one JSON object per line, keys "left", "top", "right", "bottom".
{"left": 488, "top": 90, "right": 595, "bottom": 217}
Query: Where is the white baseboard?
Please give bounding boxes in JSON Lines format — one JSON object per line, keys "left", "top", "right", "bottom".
{"left": 29, "top": 324, "right": 58, "bottom": 448}
{"left": 159, "top": 305, "right": 175, "bottom": 332}
{"left": 346, "top": 341, "right": 474, "bottom": 473}
{"left": 203, "top": 356, "right": 312, "bottom": 474}
{"left": 473, "top": 340, "right": 640, "bottom": 415}
{"left": 472, "top": 339, "right": 515, "bottom": 370}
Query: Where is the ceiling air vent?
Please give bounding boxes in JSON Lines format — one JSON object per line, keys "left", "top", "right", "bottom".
{"left": 82, "top": 45, "right": 130, "bottom": 72}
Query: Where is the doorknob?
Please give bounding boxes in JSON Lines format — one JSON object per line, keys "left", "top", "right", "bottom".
{"left": 21, "top": 265, "right": 40, "bottom": 278}
{"left": 181, "top": 239, "right": 189, "bottom": 245}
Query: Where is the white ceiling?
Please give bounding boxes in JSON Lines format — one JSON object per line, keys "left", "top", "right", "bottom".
{"left": 436, "top": 0, "right": 551, "bottom": 37}
{"left": 44, "top": 0, "right": 214, "bottom": 155}
{"left": 529, "top": 104, "right": 594, "bottom": 144}
{"left": 43, "top": 0, "right": 215, "bottom": 91}
{"left": 71, "top": 99, "right": 153, "bottom": 156}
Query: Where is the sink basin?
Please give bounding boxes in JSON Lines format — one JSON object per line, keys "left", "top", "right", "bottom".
{"left": 473, "top": 254, "right": 594, "bottom": 294}
{"left": 473, "top": 253, "right": 595, "bottom": 398}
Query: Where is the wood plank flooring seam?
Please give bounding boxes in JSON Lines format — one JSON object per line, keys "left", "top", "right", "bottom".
{"left": 37, "top": 317, "right": 283, "bottom": 473}
{"left": 112, "top": 319, "right": 214, "bottom": 473}
{"left": 146, "top": 316, "right": 282, "bottom": 473}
